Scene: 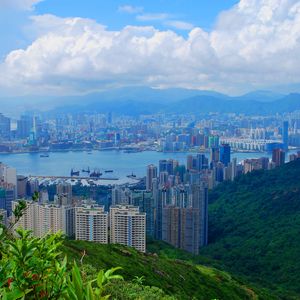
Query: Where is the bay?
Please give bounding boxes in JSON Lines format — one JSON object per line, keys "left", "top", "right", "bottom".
{"left": 0, "top": 150, "right": 294, "bottom": 179}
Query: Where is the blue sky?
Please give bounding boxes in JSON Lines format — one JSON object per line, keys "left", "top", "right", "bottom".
{"left": 0, "top": 0, "right": 300, "bottom": 97}
{"left": 35, "top": 0, "right": 238, "bottom": 31}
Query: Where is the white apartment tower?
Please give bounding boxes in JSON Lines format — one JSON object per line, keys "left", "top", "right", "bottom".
{"left": 75, "top": 205, "right": 108, "bottom": 244}
{"left": 12, "top": 201, "right": 75, "bottom": 237}
{"left": 110, "top": 205, "right": 146, "bottom": 252}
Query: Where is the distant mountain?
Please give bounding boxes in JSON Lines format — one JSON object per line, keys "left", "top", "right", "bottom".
{"left": 168, "top": 93, "right": 300, "bottom": 115}
{"left": 202, "top": 159, "right": 300, "bottom": 296}
{"left": 2, "top": 87, "right": 299, "bottom": 116}
{"left": 233, "top": 90, "right": 285, "bottom": 102}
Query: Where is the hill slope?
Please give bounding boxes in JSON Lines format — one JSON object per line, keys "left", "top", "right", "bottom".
{"left": 63, "top": 240, "right": 274, "bottom": 300}
{"left": 202, "top": 159, "right": 300, "bottom": 296}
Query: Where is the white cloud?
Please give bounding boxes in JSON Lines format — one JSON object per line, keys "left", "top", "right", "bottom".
{"left": 0, "top": 0, "right": 42, "bottom": 10}
{"left": 164, "top": 20, "right": 194, "bottom": 30}
{"left": 1, "top": 0, "right": 300, "bottom": 95}
{"left": 118, "top": 5, "right": 143, "bottom": 14}
{"left": 136, "top": 13, "right": 170, "bottom": 21}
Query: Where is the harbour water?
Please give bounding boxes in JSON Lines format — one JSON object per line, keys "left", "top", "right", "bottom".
{"left": 0, "top": 150, "right": 296, "bottom": 179}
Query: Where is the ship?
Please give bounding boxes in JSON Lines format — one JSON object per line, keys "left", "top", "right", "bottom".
{"left": 71, "top": 169, "right": 80, "bottom": 176}
{"left": 90, "top": 169, "right": 102, "bottom": 178}
{"left": 104, "top": 170, "right": 113, "bottom": 173}
{"left": 127, "top": 172, "right": 137, "bottom": 178}
{"left": 40, "top": 153, "right": 49, "bottom": 158}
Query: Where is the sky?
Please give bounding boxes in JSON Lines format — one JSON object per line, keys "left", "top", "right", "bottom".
{"left": 0, "top": 0, "right": 300, "bottom": 97}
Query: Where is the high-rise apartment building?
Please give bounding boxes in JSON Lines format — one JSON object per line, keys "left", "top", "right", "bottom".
{"left": 75, "top": 205, "right": 108, "bottom": 243}
{"left": 162, "top": 206, "right": 200, "bottom": 254}
{"left": 110, "top": 205, "right": 146, "bottom": 252}
{"left": 272, "top": 148, "right": 285, "bottom": 167}
{"left": 56, "top": 182, "right": 73, "bottom": 204}
{"left": 12, "top": 201, "right": 75, "bottom": 237}
{"left": 111, "top": 186, "right": 132, "bottom": 205}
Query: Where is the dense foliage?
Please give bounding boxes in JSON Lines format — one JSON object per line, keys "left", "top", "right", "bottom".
{"left": 0, "top": 228, "right": 125, "bottom": 299}
{"left": 63, "top": 239, "right": 274, "bottom": 299}
{"left": 201, "top": 159, "right": 300, "bottom": 298}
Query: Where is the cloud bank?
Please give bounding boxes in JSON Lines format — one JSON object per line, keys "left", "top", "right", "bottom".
{"left": 1, "top": 0, "right": 300, "bottom": 95}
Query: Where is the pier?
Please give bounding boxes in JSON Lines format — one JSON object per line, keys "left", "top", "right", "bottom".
{"left": 29, "top": 175, "right": 119, "bottom": 180}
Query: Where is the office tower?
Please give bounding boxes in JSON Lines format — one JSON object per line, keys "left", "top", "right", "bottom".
{"left": 215, "top": 162, "right": 224, "bottom": 183}
{"left": 56, "top": 182, "right": 72, "bottom": 204}
{"left": 219, "top": 144, "right": 231, "bottom": 166}
{"left": 208, "top": 135, "right": 219, "bottom": 148}
{"left": 0, "top": 113, "right": 11, "bottom": 140}
{"left": 146, "top": 164, "right": 157, "bottom": 191}
{"left": 17, "top": 115, "right": 33, "bottom": 139}
{"left": 75, "top": 205, "right": 108, "bottom": 243}
{"left": 282, "top": 121, "right": 289, "bottom": 151}
{"left": 0, "top": 187, "right": 15, "bottom": 216}
{"left": 110, "top": 205, "right": 146, "bottom": 252}
{"left": 12, "top": 201, "right": 75, "bottom": 238}
{"left": 158, "top": 159, "right": 171, "bottom": 174}
{"left": 17, "top": 175, "right": 28, "bottom": 198}
{"left": 111, "top": 186, "right": 132, "bottom": 205}
{"left": 195, "top": 154, "right": 207, "bottom": 170}
{"left": 210, "top": 147, "right": 220, "bottom": 165}
{"left": 272, "top": 148, "right": 285, "bottom": 167}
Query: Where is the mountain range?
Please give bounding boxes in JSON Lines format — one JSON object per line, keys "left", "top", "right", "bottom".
{"left": 2, "top": 87, "right": 300, "bottom": 116}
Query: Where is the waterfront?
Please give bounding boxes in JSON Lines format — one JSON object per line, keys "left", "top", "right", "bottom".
{"left": 0, "top": 150, "right": 296, "bottom": 179}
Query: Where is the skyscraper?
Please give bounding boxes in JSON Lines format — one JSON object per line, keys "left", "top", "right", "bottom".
{"left": 210, "top": 147, "right": 220, "bottom": 165}
{"left": 146, "top": 164, "right": 157, "bottom": 191}
{"left": 219, "top": 144, "right": 231, "bottom": 166}
{"left": 0, "top": 113, "right": 11, "bottom": 140}
{"left": 282, "top": 121, "right": 289, "bottom": 151}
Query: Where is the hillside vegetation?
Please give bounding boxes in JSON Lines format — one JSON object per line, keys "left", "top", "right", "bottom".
{"left": 63, "top": 240, "right": 275, "bottom": 300}
{"left": 200, "top": 159, "right": 300, "bottom": 297}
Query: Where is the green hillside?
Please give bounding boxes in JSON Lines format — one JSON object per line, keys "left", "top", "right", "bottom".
{"left": 63, "top": 240, "right": 275, "bottom": 300}
{"left": 201, "top": 159, "right": 300, "bottom": 297}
